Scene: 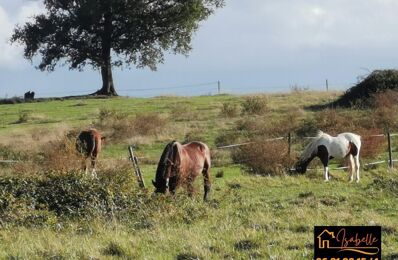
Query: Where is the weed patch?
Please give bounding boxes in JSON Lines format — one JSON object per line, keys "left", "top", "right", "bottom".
{"left": 176, "top": 253, "right": 201, "bottom": 260}
{"left": 102, "top": 242, "right": 127, "bottom": 257}
{"left": 234, "top": 240, "right": 259, "bottom": 251}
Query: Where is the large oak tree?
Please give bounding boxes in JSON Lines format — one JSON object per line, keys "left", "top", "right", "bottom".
{"left": 11, "top": 0, "right": 224, "bottom": 96}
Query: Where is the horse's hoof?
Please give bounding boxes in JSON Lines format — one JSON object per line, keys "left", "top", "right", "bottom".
{"left": 355, "top": 179, "right": 360, "bottom": 183}
{"left": 324, "top": 179, "right": 329, "bottom": 182}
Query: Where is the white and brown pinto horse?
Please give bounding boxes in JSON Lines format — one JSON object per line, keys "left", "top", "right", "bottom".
{"left": 76, "top": 129, "right": 104, "bottom": 178}
{"left": 295, "top": 131, "right": 361, "bottom": 182}
{"left": 152, "top": 141, "right": 212, "bottom": 201}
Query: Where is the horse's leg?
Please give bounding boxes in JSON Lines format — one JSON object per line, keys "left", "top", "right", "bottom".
{"left": 318, "top": 146, "right": 329, "bottom": 181}
{"left": 323, "top": 167, "right": 329, "bottom": 181}
{"left": 169, "top": 176, "right": 178, "bottom": 195}
{"left": 354, "top": 155, "right": 360, "bottom": 183}
{"left": 202, "top": 161, "right": 211, "bottom": 201}
{"left": 83, "top": 157, "right": 89, "bottom": 175}
{"left": 91, "top": 156, "right": 97, "bottom": 178}
{"left": 187, "top": 174, "right": 194, "bottom": 197}
{"left": 348, "top": 154, "right": 355, "bottom": 183}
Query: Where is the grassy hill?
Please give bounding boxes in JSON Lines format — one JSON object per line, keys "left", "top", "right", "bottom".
{"left": 0, "top": 91, "right": 397, "bottom": 259}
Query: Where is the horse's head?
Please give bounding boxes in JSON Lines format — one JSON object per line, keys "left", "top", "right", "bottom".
{"left": 294, "top": 159, "right": 308, "bottom": 174}
{"left": 152, "top": 141, "right": 178, "bottom": 193}
{"left": 294, "top": 153, "right": 316, "bottom": 174}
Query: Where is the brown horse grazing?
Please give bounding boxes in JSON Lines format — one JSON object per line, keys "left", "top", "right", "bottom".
{"left": 76, "top": 129, "right": 105, "bottom": 178}
{"left": 152, "top": 141, "right": 212, "bottom": 201}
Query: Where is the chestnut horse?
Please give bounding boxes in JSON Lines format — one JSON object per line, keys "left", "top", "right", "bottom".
{"left": 152, "top": 141, "right": 212, "bottom": 201}
{"left": 76, "top": 129, "right": 104, "bottom": 178}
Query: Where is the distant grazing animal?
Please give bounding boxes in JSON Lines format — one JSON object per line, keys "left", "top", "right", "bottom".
{"left": 152, "top": 141, "right": 212, "bottom": 201}
{"left": 76, "top": 129, "right": 105, "bottom": 178}
{"left": 24, "top": 91, "right": 35, "bottom": 101}
{"left": 295, "top": 131, "right": 361, "bottom": 182}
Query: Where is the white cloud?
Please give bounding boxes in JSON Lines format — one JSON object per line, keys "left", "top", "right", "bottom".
{"left": 231, "top": 0, "right": 398, "bottom": 50}
{"left": 0, "top": 1, "right": 44, "bottom": 68}
{"left": 0, "top": 6, "right": 19, "bottom": 67}
{"left": 17, "top": 1, "right": 44, "bottom": 24}
{"left": 189, "top": 0, "right": 398, "bottom": 73}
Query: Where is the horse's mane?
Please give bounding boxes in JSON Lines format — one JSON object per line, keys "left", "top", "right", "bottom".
{"left": 155, "top": 141, "right": 173, "bottom": 181}
{"left": 300, "top": 130, "right": 328, "bottom": 161}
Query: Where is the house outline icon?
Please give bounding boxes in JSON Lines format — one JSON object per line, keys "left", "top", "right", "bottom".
{"left": 317, "top": 229, "right": 336, "bottom": 249}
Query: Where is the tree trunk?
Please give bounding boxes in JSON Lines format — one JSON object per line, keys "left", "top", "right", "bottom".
{"left": 93, "top": 62, "right": 118, "bottom": 96}
{"left": 93, "top": 5, "right": 118, "bottom": 97}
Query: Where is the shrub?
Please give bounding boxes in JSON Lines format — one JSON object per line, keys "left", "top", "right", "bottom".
{"left": 235, "top": 117, "right": 264, "bottom": 135}
{"left": 95, "top": 108, "right": 167, "bottom": 142}
{"left": 214, "top": 130, "right": 242, "bottom": 147}
{"left": 359, "top": 128, "right": 387, "bottom": 159}
{"left": 211, "top": 149, "right": 233, "bottom": 167}
{"left": 371, "top": 90, "right": 398, "bottom": 132}
{"left": 232, "top": 139, "right": 292, "bottom": 175}
{"left": 183, "top": 128, "right": 206, "bottom": 143}
{"left": 132, "top": 113, "right": 167, "bottom": 136}
{"left": 170, "top": 103, "right": 199, "bottom": 121}
{"left": 332, "top": 70, "right": 398, "bottom": 108}
{"left": 313, "top": 109, "right": 351, "bottom": 135}
{"left": 16, "top": 110, "right": 32, "bottom": 124}
{"left": 296, "top": 109, "right": 367, "bottom": 137}
{"left": 95, "top": 108, "right": 132, "bottom": 141}
{"left": 37, "top": 136, "right": 83, "bottom": 173}
{"left": 0, "top": 167, "right": 140, "bottom": 226}
{"left": 275, "top": 108, "right": 304, "bottom": 134}
{"left": 234, "top": 116, "right": 298, "bottom": 139}
{"left": 220, "top": 102, "right": 239, "bottom": 117}
{"left": 241, "top": 95, "right": 269, "bottom": 115}
{"left": 0, "top": 144, "right": 29, "bottom": 162}
{"left": 295, "top": 117, "right": 318, "bottom": 138}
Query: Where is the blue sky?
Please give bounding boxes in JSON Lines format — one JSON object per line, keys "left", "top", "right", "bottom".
{"left": 1, "top": 0, "right": 398, "bottom": 98}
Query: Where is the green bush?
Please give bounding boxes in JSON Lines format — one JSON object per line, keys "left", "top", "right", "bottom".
{"left": 220, "top": 102, "right": 239, "bottom": 117}
{"left": 95, "top": 108, "right": 167, "bottom": 141}
{"left": 241, "top": 95, "right": 269, "bottom": 115}
{"left": 0, "top": 169, "right": 141, "bottom": 226}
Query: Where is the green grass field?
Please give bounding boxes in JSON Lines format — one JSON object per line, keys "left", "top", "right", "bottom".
{"left": 0, "top": 91, "right": 397, "bottom": 259}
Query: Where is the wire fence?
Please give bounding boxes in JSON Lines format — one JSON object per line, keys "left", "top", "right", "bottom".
{"left": 3, "top": 81, "right": 222, "bottom": 99}
{"left": 215, "top": 131, "right": 397, "bottom": 171}
{"left": 3, "top": 79, "right": 355, "bottom": 99}
{"left": 1, "top": 132, "right": 396, "bottom": 171}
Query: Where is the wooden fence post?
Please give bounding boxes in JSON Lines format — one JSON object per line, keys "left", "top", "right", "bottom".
{"left": 217, "top": 81, "right": 221, "bottom": 95}
{"left": 326, "top": 79, "right": 329, "bottom": 92}
{"left": 387, "top": 132, "right": 393, "bottom": 168}
{"left": 288, "top": 132, "right": 292, "bottom": 158}
{"left": 128, "top": 146, "right": 146, "bottom": 188}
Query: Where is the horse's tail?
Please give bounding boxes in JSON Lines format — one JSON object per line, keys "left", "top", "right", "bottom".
{"left": 203, "top": 143, "right": 211, "bottom": 170}
{"left": 91, "top": 129, "right": 103, "bottom": 158}
{"left": 90, "top": 132, "right": 97, "bottom": 157}
{"left": 347, "top": 133, "right": 361, "bottom": 153}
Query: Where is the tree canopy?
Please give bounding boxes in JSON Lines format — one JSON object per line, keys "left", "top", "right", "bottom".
{"left": 11, "top": 0, "right": 224, "bottom": 96}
